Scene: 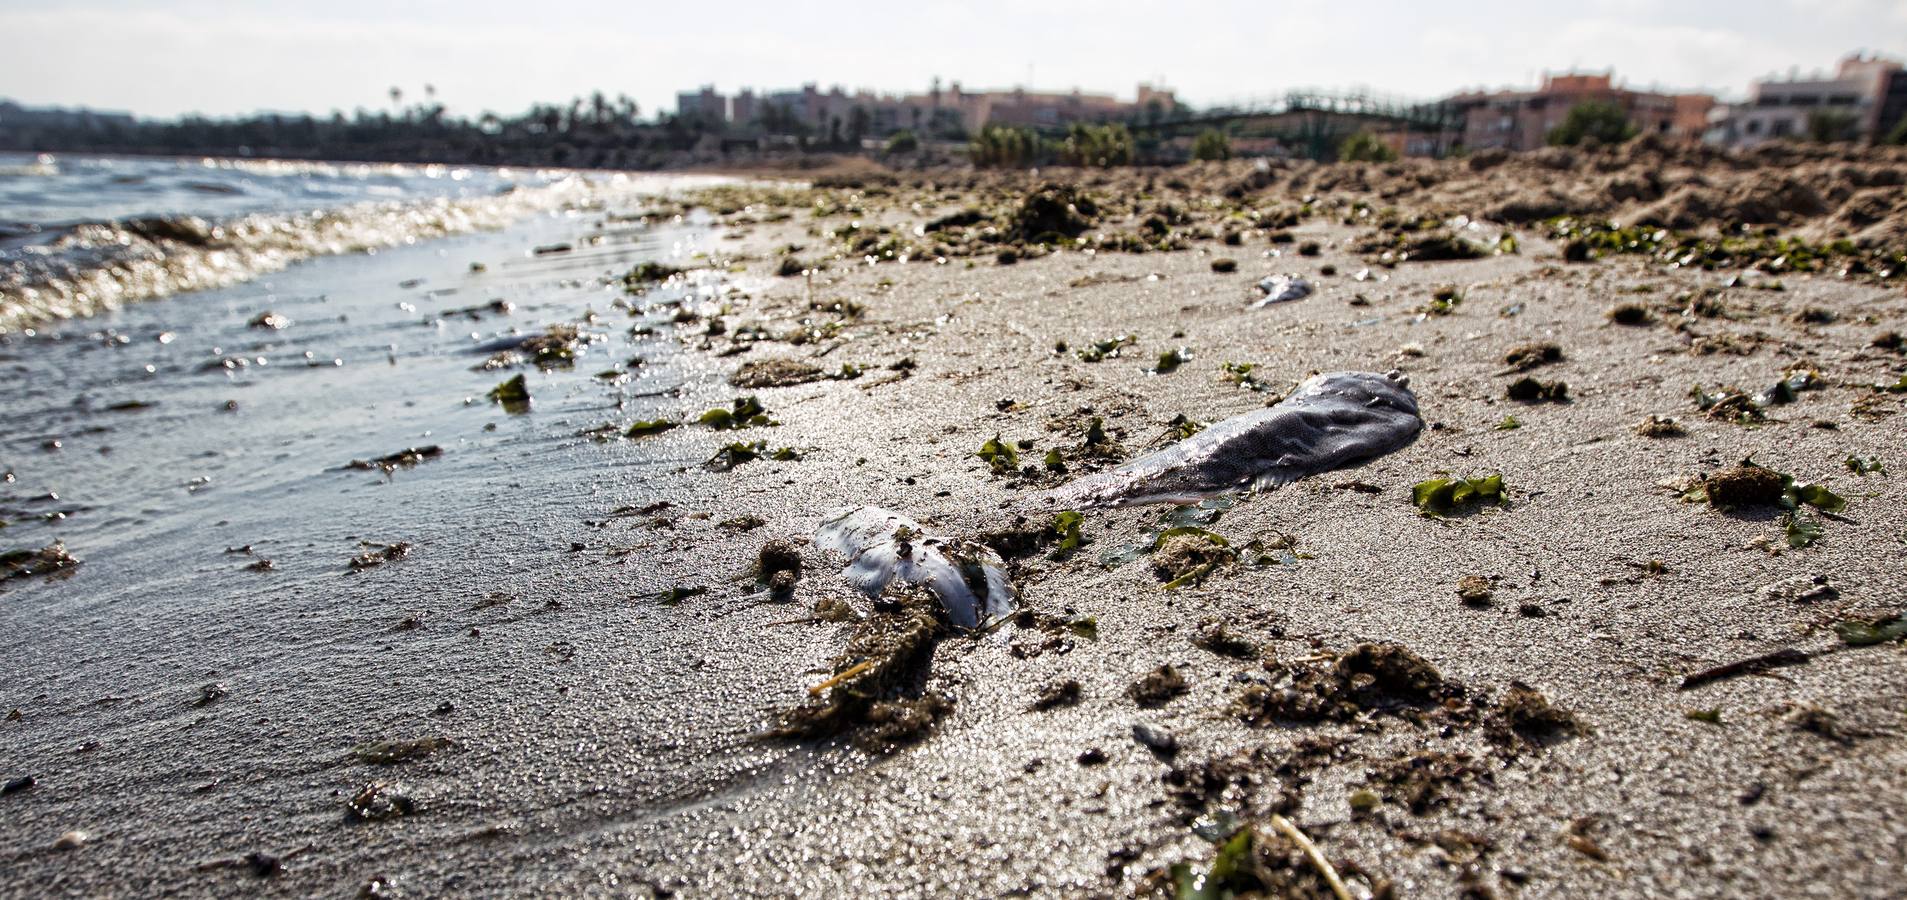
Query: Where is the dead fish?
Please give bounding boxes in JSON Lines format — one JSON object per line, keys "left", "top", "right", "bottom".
{"left": 1030, "top": 370, "right": 1421, "bottom": 509}
{"left": 814, "top": 507, "right": 1015, "bottom": 630}
{"left": 1253, "top": 275, "right": 1312, "bottom": 307}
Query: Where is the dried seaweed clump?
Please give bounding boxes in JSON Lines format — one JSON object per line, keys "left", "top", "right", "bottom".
{"left": 730, "top": 358, "right": 824, "bottom": 389}
{"left": 1503, "top": 342, "right": 1563, "bottom": 371}
{"left": 769, "top": 585, "right": 951, "bottom": 751}
{"left": 1484, "top": 682, "right": 1583, "bottom": 750}
{"left": 1234, "top": 642, "right": 1451, "bottom": 724}
{"left": 1127, "top": 664, "right": 1189, "bottom": 708}
{"left": 1702, "top": 464, "right": 1787, "bottom": 507}
{"left": 2, "top": 544, "right": 79, "bottom": 582}
{"left": 1010, "top": 183, "right": 1099, "bottom": 242}
{"left": 1152, "top": 533, "right": 1234, "bottom": 587}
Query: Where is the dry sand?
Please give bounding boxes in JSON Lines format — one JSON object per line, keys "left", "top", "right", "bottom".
{"left": 5, "top": 148, "right": 1907, "bottom": 898}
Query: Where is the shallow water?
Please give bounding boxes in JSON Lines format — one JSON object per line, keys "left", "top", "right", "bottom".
{"left": 0, "top": 153, "right": 728, "bottom": 331}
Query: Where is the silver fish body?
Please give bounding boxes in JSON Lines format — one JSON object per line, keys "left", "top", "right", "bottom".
{"left": 1031, "top": 370, "right": 1421, "bottom": 509}
{"left": 814, "top": 506, "right": 1015, "bottom": 630}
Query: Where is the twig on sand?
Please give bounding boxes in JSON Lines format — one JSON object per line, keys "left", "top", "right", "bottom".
{"left": 1270, "top": 814, "right": 1352, "bottom": 900}
{"left": 1678, "top": 647, "right": 1810, "bottom": 690}
{"left": 807, "top": 659, "right": 874, "bottom": 696}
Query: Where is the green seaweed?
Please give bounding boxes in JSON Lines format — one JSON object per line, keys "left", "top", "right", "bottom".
{"left": 650, "top": 585, "right": 708, "bottom": 606}
{"left": 487, "top": 374, "right": 530, "bottom": 412}
{"left": 1411, "top": 474, "right": 1505, "bottom": 516}
{"left": 1051, "top": 511, "right": 1086, "bottom": 557}
{"left": 977, "top": 436, "right": 1020, "bottom": 474}
{"left": 1845, "top": 455, "right": 1885, "bottom": 475}
{"left": 1784, "top": 513, "right": 1823, "bottom": 548}
{"left": 625, "top": 419, "right": 678, "bottom": 438}
{"left": 1076, "top": 335, "right": 1135, "bottom": 363}
{"left": 706, "top": 440, "right": 767, "bottom": 471}
{"left": 1153, "top": 348, "right": 1191, "bottom": 374}
{"left": 1835, "top": 615, "right": 1907, "bottom": 646}
{"left": 698, "top": 396, "right": 775, "bottom": 430}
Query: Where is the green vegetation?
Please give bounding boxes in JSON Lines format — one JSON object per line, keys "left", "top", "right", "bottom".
{"left": 1886, "top": 116, "right": 1907, "bottom": 146}
{"left": 882, "top": 129, "right": 919, "bottom": 155}
{"left": 1545, "top": 218, "right": 1905, "bottom": 279}
{"left": 1057, "top": 123, "right": 1133, "bottom": 167}
{"left": 1191, "top": 129, "right": 1233, "bottom": 161}
{"left": 968, "top": 125, "right": 1044, "bottom": 168}
{"left": 1338, "top": 130, "right": 1397, "bottom": 163}
{"left": 1807, "top": 110, "right": 1859, "bottom": 143}
{"left": 1547, "top": 100, "right": 1636, "bottom": 146}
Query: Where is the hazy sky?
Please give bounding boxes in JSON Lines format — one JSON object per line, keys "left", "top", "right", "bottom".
{"left": 2, "top": 0, "right": 1903, "bottom": 119}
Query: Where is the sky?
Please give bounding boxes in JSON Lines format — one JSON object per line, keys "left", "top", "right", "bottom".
{"left": 1, "top": 0, "right": 1903, "bottom": 120}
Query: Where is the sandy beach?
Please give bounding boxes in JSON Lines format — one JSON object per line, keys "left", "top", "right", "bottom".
{"left": 4, "top": 144, "right": 1907, "bottom": 898}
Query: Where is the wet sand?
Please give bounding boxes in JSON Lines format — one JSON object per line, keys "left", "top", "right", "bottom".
{"left": 4, "top": 152, "right": 1907, "bottom": 898}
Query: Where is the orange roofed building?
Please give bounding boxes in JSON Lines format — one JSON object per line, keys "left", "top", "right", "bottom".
{"left": 1448, "top": 72, "right": 1715, "bottom": 151}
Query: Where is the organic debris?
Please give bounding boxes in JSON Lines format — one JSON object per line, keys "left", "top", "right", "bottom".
{"left": 1607, "top": 303, "right": 1654, "bottom": 325}
{"left": 1503, "top": 342, "right": 1563, "bottom": 371}
{"left": 1234, "top": 643, "right": 1450, "bottom": 724}
{"left": 487, "top": 375, "right": 530, "bottom": 413}
{"left": 1507, "top": 376, "right": 1569, "bottom": 402}
{"left": 1075, "top": 334, "right": 1136, "bottom": 362}
{"left": 2, "top": 543, "right": 79, "bottom": 582}
{"left": 1152, "top": 529, "right": 1234, "bottom": 589}
{"left": 345, "top": 782, "right": 415, "bottom": 822}
{"left": 1365, "top": 750, "right": 1486, "bottom": 814}
{"left": 1679, "top": 647, "right": 1810, "bottom": 689}
{"left": 1192, "top": 620, "right": 1260, "bottom": 659}
{"left": 625, "top": 419, "right": 678, "bottom": 438}
{"left": 977, "top": 436, "right": 1020, "bottom": 475}
{"left": 1148, "top": 818, "right": 1362, "bottom": 900}
{"left": 622, "top": 261, "right": 683, "bottom": 286}
{"left": 814, "top": 507, "right": 1015, "bottom": 630}
{"left": 1484, "top": 683, "right": 1583, "bottom": 750}
{"left": 1031, "top": 678, "right": 1083, "bottom": 711}
{"left": 698, "top": 396, "right": 776, "bottom": 430}
{"left": 731, "top": 358, "right": 824, "bottom": 389}
{"left": 1410, "top": 474, "right": 1505, "bottom": 516}
{"left": 1634, "top": 415, "right": 1686, "bottom": 437}
{"left": 769, "top": 584, "right": 950, "bottom": 750}
{"left": 1254, "top": 275, "right": 1313, "bottom": 307}
{"left": 1455, "top": 574, "right": 1494, "bottom": 605}
{"left": 1834, "top": 613, "right": 1907, "bottom": 647}
{"left": 349, "top": 542, "right": 411, "bottom": 571}
{"left": 1127, "top": 664, "right": 1189, "bottom": 708}
{"left": 345, "top": 446, "right": 443, "bottom": 474}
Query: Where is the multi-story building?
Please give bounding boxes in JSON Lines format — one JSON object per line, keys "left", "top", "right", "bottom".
{"left": 697, "top": 79, "right": 1177, "bottom": 138}
{"left": 1711, "top": 53, "right": 1904, "bottom": 145}
{"left": 673, "top": 86, "right": 727, "bottom": 123}
{"left": 1447, "top": 72, "right": 1714, "bottom": 151}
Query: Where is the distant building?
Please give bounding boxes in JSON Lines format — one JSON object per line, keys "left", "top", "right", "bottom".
{"left": 1446, "top": 72, "right": 1714, "bottom": 151}
{"left": 674, "top": 86, "right": 727, "bottom": 123}
{"left": 1711, "top": 53, "right": 1904, "bottom": 145}
{"left": 700, "top": 79, "right": 1177, "bottom": 137}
